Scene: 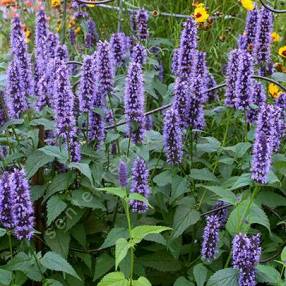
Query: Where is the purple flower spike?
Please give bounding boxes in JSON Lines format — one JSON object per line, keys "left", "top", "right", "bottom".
{"left": 110, "top": 32, "right": 126, "bottom": 67}
{"left": 145, "top": 115, "right": 153, "bottom": 131}
{"left": 254, "top": 7, "right": 273, "bottom": 64}
{"left": 124, "top": 62, "right": 145, "bottom": 144}
{"left": 130, "top": 12, "right": 137, "bottom": 34}
{"left": 225, "top": 49, "right": 242, "bottom": 108}
{"left": 163, "top": 108, "right": 183, "bottom": 165}
{"left": 212, "top": 201, "right": 228, "bottom": 228}
{"left": 201, "top": 215, "right": 220, "bottom": 262}
{"left": 85, "top": 19, "right": 98, "bottom": 49}
{"left": 46, "top": 32, "right": 59, "bottom": 59}
{"left": 171, "top": 48, "right": 180, "bottom": 76}
{"left": 235, "top": 50, "right": 254, "bottom": 110}
{"left": 242, "top": 9, "right": 259, "bottom": 52}
{"left": 5, "top": 60, "right": 28, "bottom": 119}
{"left": 56, "top": 44, "right": 69, "bottom": 61}
{"left": 36, "top": 73, "right": 49, "bottom": 111}
{"left": 247, "top": 81, "right": 266, "bottom": 124}
{"left": 178, "top": 17, "right": 198, "bottom": 78}
{"left": 70, "top": 138, "right": 81, "bottom": 162}
{"left": 0, "top": 172, "right": 13, "bottom": 229}
{"left": 130, "top": 157, "right": 150, "bottom": 213}
{"left": 195, "top": 51, "right": 207, "bottom": 78}
{"left": 136, "top": 9, "right": 149, "bottom": 40}
{"left": 118, "top": 160, "right": 128, "bottom": 187}
{"left": 88, "top": 110, "right": 105, "bottom": 148}
{"left": 131, "top": 44, "right": 147, "bottom": 65}
{"left": 251, "top": 104, "right": 275, "bottom": 184}
{"left": 232, "top": 233, "right": 261, "bottom": 286}
{"left": 35, "top": 9, "right": 48, "bottom": 61}
{"left": 78, "top": 55, "right": 96, "bottom": 112}
{"left": 206, "top": 72, "right": 218, "bottom": 102}
{"left": 10, "top": 169, "right": 34, "bottom": 240}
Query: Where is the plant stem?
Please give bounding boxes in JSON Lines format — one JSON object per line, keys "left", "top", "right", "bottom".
{"left": 8, "top": 232, "right": 13, "bottom": 258}
{"left": 61, "top": 0, "right": 68, "bottom": 44}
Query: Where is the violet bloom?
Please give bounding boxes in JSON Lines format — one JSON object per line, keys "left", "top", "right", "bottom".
{"left": 206, "top": 72, "right": 217, "bottom": 102}
{"left": 247, "top": 81, "right": 266, "bottom": 124}
{"left": 235, "top": 50, "right": 254, "bottom": 110}
{"left": 145, "top": 115, "right": 153, "bottom": 131}
{"left": 69, "top": 29, "right": 76, "bottom": 46}
{"left": 118, "top": 160, "right": 128, "bottom": 187}
{"left": 201, "top": 215, "right": 220, "bottom": 261}
{"left": 163, "top": 108, "right": 183, "bottom": 165}
{"left": 124, "top": 62, "right": 145, "bottom": 144}
{"left": 173, "top": 77, "right": 190, "bottom": 128}
{"left": 212, "top": 201, "right": 228, "bottom": 228}
{"left": 70, "top": 138, "right": 81, "bottom": 163}
{"left": 36, "top": 73, "right": 49, "bottom": 111}
{"left": 10, "top": 169, "right": 34, "bottom": 240}
{"left": 242, "top": 9, "right": 259, "bottom": 52}
{"left": 35, "top": 9, "right": 48, "bottom": 62}
{"left": 251, "top": 104, "right": 275, "bottom": 184}
{"left": 130, "top": 12, "right": 137, "bottom": 34}
{"left": 272, "top": 107, "right": 284, "bottom": 152}
{"left": 131, "top": 44, "right": 147, "bottom": 65}
{"left": 195, "top": 51, "right": 207, "bottom": 79}
{"left": 136, "top": 9, "right": 149, "bottom": 40}
{"left": 253, "top": 7, "right": 273, "bottom": 64}
{"left": 110, "top": 32, "right": 126, "bottom": 67}
{"left": 178, "top": 17, "right": 198, "bottom": 78}
{"left": 78, "top": 55, "right": 96, "bottom": 112}
{"left": 88, "top": 110, "right": 105, "bottom": 148}
{"left": 130, "top": 157, "right": 150, "bottom": 213}
{"left": 171, "top": 48, "right": 180, "bottom": 76}
{"left": 5, "top": 60, "right": 28, "bottom": 119}
{"left": 232, "top": 233, "right": 261, "bottom": 286}
{"left": 85, "top": 19, "right": 98, "bottom": 49}
{"left": 46, "top": 32, "right": 59, "bottom": 59}
{"left": 0, "top": 172, "right": 13, "bottom": 229}
{"left": 10, "top": 16, "right": 34, "bottom": 96}
{"left": 225, "top": 49, "right": 242, "bottom": 108}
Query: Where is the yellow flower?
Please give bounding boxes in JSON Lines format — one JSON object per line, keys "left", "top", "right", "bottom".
{"left": 24, "top": 28, "right": 31, "bottom": 43}
{"left": 272, "top": 32, "right": 281, "bottom": 43}
{"left": 240, "top": 0, "right": 255, "bottom": 11}
{"left": 193, "top": 4, "right": 209, "bottom": 23}
{"left": 268, "top": 83, "right": 282, "bottom": 99}
{"left": 75, "top": 26, "right": 81, "bottom": 34}
{"left": 68, "top": 17, "right": 76, "bottom": 29}
{"left": 51, "top": 0, "right": 60, "bottom": 8}
{"left": 279, "top": 46, "right": 286, "bottom": 58}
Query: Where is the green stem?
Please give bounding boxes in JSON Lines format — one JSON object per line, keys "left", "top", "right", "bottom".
{"left": 127, "top": 136, "right": 131, "bottom": 157}
{"left": 8, "top": 232, "right": 13, "bottom": 258}
{"left": 61, "top": 0, "right": 68, "bottom": 44}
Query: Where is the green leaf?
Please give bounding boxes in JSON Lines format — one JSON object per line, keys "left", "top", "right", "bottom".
{"left": 172, "top": 207, "right": 200, "bottom": 238}
{"left": 131, "top": 225, "right": 171, "bottom": 244}
{"left": 98, "top": 272, "right": 129, "bottom": 286}
{"left": 100, "top": 228, "right": 129, "bottom": 249}
{"left": 133, "top": 277, "right": 152, "bottom": 286}
{"left": 170, "top": 177, "right": 189, "bottom": 203}
{"left": 190, "top": 168, "right": 218, "bottom": 182}
{"left": 0, "top": 269, "right": 12, "bottom": 285}
{"left": 40, "top": 251, "right": 81, "bottom": 280}
{"left": 25, "top": 150, "right": 54, "bottom": 178}
{"left": 272, "top": 72, "right": 286, "bottom": 82}
{"left": 97, "top": 187, "right": 126, "bottom": 199}
{"left": 256, "top": 191, "right": 286, "bottom": 208}
{"left": 44, "top": 279, "right": 64, "bottom": 286}
{"left": 39, "top": 146, "right": 68, "bottom": 163}
{"left": 256, "top": 264, "right": 282, "bottom": 284}
{"left": 193, "top": 263, "right": 208, "bottom": 286}
{"left": 174, "top": 277, "right": 194, "bottom": 286}
{"left": 206, "top": 268, "right": 239, "bottom": 286}
{"left": 223, "top": 142, "right": 251, "bottom": 158}
{"left": 30, "top": 118, "right": 55, "bottom": 130}
{"left": 115, "top": 238, "right": 130, "bottom": 270}
{"left": 47, "top": 196, "right": 67, "bottom": 226}
{"left": 128, "top": 193, "right": 151, "bottom": 207}
{"left": 0, "top": 118, "right": 24, "bottom": 133}
{"left": 202, "top": 185, "right": 237, "bottom": 205}
{"left": 0, "top": 228, "right": 6, "bottom": 237}
{"left": 229, "top": 173, "right": 252, "bottom": 191}
{"left": 197, "top": 137, "right": 221, "bottom": 154}
{"left": 153, "top": 170, "right": 173, "bottom": 186}
{"left": 93, "top": 254, "right": 115, "bottom": 281}
{"left": 70, "top": 189, "right": 105, "bottom": 210}
{"left": 69, "top": 162, "right": 93, "bottom": 185}
{"left": 281, "top": 246, "right": 286, "bottom": 263}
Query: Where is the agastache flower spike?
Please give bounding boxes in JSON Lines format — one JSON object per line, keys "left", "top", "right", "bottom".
{"left": 88, "top": 110, "right": 105, "bottom": 148}
{"left": 136, "top": 9, "right": 149, "bottom": 40}
{"left": 130, "top": 12, "right": 137, "bottom": 34}
{"left": 145, "top": 115, "right": 153, "bottom": 131}
{"left": 35, "top": 9, "right": 48, "bottom": 61}
{"left": 118, "top": 160, "right": 128, "bottom": 187}
{"left": 10, "top": 169, "right": 34, "bottom": 240}
{"left": 272, "top": 107, "right": 284, "bottom": 152}
{"left": 205, "top": 72, "right": 218, "bottom": 102}
{"left": 232, "top": 233, "right": 261, "bottom": 286}
{"left": 212, "top": 201, "right": 228, "bottom": 228}
{"left": 124, "top": 62, "right": 145, "bottom": 144}
{"left": 242, "top": 9, "right": 259, "bottom": 52}
{"left": 0, "top": 172, "right": 13, "bottom": 229}
{"left": 201, "top": 215, "right": 220, "bottom": 261}
{"left": 178, "top": 17, "right": 198, "bottom": 78}
{"left": 110, "top": 32, "right": 126, "bottom": 67}
{"left": 46, "top": 32, "right": 59, "bottom": 59}
{"left": 251, "top": 104, "right": 275, "bottom": 184}
{"left": 235, "top": 50, "right": 254, "bottom": 110}
{"left": 36, "top": 73, "right": 49, "bottom": 111}
{"left": 131, "top": 44, "right": 147, "bottom": 65}
{"left": 171, "top": 48, "right": 180, "bottom": 76}
{"left": 78, "top": 55, "right": 96, "bottom": 112}
{"left": 163, "top": 108, "right": 183, "bottom": 165}
{"left": 130, "top": 157, "right": 150, "bottom": 213}
{"left": 5, "top": 60, "right": 28, "bottom": 119}
{"left": 85, "top": 19, "right": 98, "bottom": 49}
{"left": 254, "top": 7, "right": 273, "bottom": 64}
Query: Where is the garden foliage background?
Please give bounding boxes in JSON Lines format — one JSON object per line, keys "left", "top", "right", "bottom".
{"left": 0, "top": 0, "right": 285, "bottom": 285}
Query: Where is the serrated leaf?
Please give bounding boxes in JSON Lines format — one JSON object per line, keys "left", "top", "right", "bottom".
{"left": 133, "top": 277, "right": 152, "bottom": 286}
{"left": 98, "top": 272, "right": 129, "bottom": 286}
{"left": 115, "top": 238, "right": 130, "bottom": 270}
{"left": 174, "top": 277, "right": 194, "bottom": 286}
{"left": 172, "top": 207, "right": 200, "bottom": 238}
{"left": 44, "top": 279, "right": 64, "bottom": 286}
{"left": 281, "top": 247, "right": 286, "bottom": 263}
{"left": 47, "top": 196, "right": 67, "bottom": 226}
{"left": 30, "top": 118, "right": 55, "bottom": 130}
{"left": 40, "top": 252, "right": 80, "bottom": 280}
{"left": 153, "top": 170, "right": 173, "bottom": 186}
{"left": 193, "top": 263, "right": 208, "bottom": 286}
{"left": 0, "top": 269, "right": 12, "bottom": 285}
{"left": 25, "top": 150, "right": 54, "bottom": 178}
{"left": 69, "top": 162, "right": 93, "bottom": 185}
{"left": 229, "top": 173, "right": 252, "bottom": 190}
{"left": 206, "top": 268, "right": 239, "bottom": 286}
{"left": 93, "top": 254, "right": 115, "bottom": 281}
{"left": 100, "top": 228, "right": 129, "bottom": 249}
{"left": 0, "top": 228, "right": 6, "bottom": 237}
{"left": 97, "top": 187, "right": 126, "bottom": 199}
{"left": 131, "top": 225, "right": 171, "bottom": 244}
{"left": 202, "top": 185, "right": 237, "bottom": 205}
{"left": 223, "top": 142, "right": 251, "bottom": 158}
{"left": 197, "top": 137, "right": 221, "bottom": 154}
{"left": 190, "top": 168, "right": 218, "bottom": 182}
{"left": 256, "top": 191, "right": 286, "bottom": 208}
{"left": 70, "top": 189, "right": 105, "bottom": 210}
{"left": 39, "top": 146, "right": 68, "bottom": 163}
{"left": 256, "top": 264, "right": 282, "bottom": 284}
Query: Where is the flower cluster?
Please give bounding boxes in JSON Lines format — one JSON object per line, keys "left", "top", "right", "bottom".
{"left": 110, "top": 32, "right": 127, "bottom": 67}
{"left": 131, "top": 43, "right": 147, "bottom": 65}
{"left": 0, "top": 169, "right": 34, "bottom": 240}
{"left": 135, "top": 9, "right": 149, "bottom": 40}
{"left": 118, "top": 160, "right": 128, "bottom": 187}
{"left": 85, "top": 19, "right": 98, "bottom": 49}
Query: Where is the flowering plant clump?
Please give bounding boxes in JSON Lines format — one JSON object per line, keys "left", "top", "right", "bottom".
{"left": 0, "top": 1, "right": 285, "bottom": 286}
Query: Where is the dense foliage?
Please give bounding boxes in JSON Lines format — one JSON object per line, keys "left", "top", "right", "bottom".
{"left": 0, "top": 0, "right": 285, "bottom": 285}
